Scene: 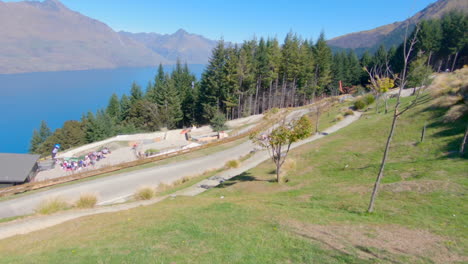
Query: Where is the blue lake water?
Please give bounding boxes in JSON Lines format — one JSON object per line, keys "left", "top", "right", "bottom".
{"left": 0, "top": 65, "right": 205, "bottom": 154}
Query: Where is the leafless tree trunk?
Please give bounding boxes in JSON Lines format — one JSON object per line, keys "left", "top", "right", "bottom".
{"left": 375, "top": 94, "right": 381, "bottom": 113}
{"left": 313, "top": 102, "right": 328, "bottom": 134}
{"left": 451, "top": 51, "right": 459, "bottom": 72}
{"left": 254, "top": 78, "right": 260, "bottom": 115}
{"left": 249, "top": 94, "right": 253, "bottom": 116}
{"left": 445, "top": 54, "right": 451, "bottom": 71}
{"left": 460, "top": 124, "right": 468, "bottom": 154}
{"left": 268, "top": 80, "right": 273, "bottom": 110}
{"left": 368, "top": 23, "right": 421, "bottom": 213}
{"left": 291, "top": 77, "right": 297, "bottom": 107}
{"left": 437, "top": 60, "right": 442, "bottom": 73}
{"left": 281, "top": 75, "right": 287, "bottom": 108}
{"left": 427, "top": 51, "right": 432, "bottom": 66}
{"left": 421, "top": 122, "right": 426, "bottom": 142}
{"left": 238, "top": 93, "right": 241, "bottom": 119}
{"left": 315, "top": 109, "right": 320, "bottom": 134}
{"left": 262, "top": 91, "right": 266, "bottom": 113}
{"left": 384, "top": 94, "right": 389, "bottom": 114}
{"left": 274, "top": 78, "right": 279, "bottom": 108}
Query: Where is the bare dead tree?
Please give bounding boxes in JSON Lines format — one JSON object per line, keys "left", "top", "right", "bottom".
{"left": 421, "top": 122, "right": 427, "bottom": 143}
{"left": 460, "top": 124, "right": 468, "bottom": 154}
{"left": 311, "top": 101, "right": 330, "bottom": 134}
{"left": 367, "top": 23, "right": 422, "bottom": 213}
{"left": 364, "top": 56, "right": 393, "bottom": 114}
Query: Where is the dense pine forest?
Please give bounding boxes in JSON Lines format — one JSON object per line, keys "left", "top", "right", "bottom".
{"left": 30, "top": 11, "right": 467, "bottom": 156}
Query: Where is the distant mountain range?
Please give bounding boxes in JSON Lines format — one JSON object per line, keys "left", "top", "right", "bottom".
{"left": 0, "top": 0, "right": 216, "bottom": 74}
{"left": 0, "top": 0, "right": 466, "bottom": 74}
{"left": 119, "top": 30, "right": 217, "bottom": 65}
{"left": 327, "top": 0, "right": 468, "bottom": 54}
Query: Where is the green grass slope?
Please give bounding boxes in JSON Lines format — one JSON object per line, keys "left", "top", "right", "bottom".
{"left": 0, "top": 92, "right": 466, "bottom": 263}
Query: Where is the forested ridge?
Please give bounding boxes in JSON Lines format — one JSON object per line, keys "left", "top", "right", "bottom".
{"left": 30, "top": 11, "right": 467, "bottom": 156}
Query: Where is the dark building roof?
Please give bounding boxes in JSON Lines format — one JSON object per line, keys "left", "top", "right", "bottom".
{"left": 0, "top": 153, "right": 40, "bottom": 183}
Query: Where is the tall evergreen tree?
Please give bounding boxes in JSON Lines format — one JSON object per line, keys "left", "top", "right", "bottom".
{"left": 440, "top": 11, "right": 467, "bottom": 70}
{"left": 280, "top": 32, "right": 301, "bottom": 106}
{"left": 373, "top": 44, "right": 389, "bottom": 71}
{"left": 57, "top": 120, "right": 86, "bottom": 149}
{"left": 332, "top": 51, "right": 346, "bottom": 87}
{"left": 254, "top": 37, "right": 269, "bottom": 113}
{"left": 29, "top": 120, "right": 52, "bottom": 153}
{"left": 130, "top": 82, "right": 143, "bottom": 105}
{"left": 407, "top": 53, "right": 433, "bottom": 88}
{"left": 416, "top": 19, "right": 442, "bottom": 65}
{"left": 163, "top": 74, "right": 183, "bottom": 129}
{"left": 266, "top": 38, "right": 282, "bottom": 108}
{"left": 85, "top": 110, "right": 115, "bottom": 143}
{"left": 360, "top": 50, "right": 374, "bottom": 86}
{"left": 347, "top": 50, "right": 362, "bottom": 86}
{"left": 148, "top": 64, "right": 166, "bottom": 108}
{"left": 39, "top": 120, "right": 52, "bottom": 142}
{"left": 224, "top": 46, "right": 240, "bottom": 119}
{"left": 29, "top": 130, "right": 42, "bottom": 154}
{"left": 172, "top": 60, "right": 197, "bottom": 126}
{"left": 313, "top": 32, "right": 333, "bottom": 95}
{"left": 126, "top": 100, "right": 161, "bottom": 131}
{"left": 297, "top": 39, "right": 315, "bottom": 104}
{"left": 198, "top": 40, "right": 228, "bottom": 123}
{"left": 120, "top": 94, "right": 131, "bottom": 122}
{"left": 106, "top": 93, "right": 121, "bottom": 121}
{"left": 237, "top": 39, "right": 257, "bottom": 115}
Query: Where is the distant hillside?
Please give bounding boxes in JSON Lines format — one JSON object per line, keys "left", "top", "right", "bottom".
{"left": 328, "top": 0, "right": 468, "bottom": 54}
{"left": 120, "top": 29, "right": 218, "bottom": 65}
{"left": 0, "top": 0, "right": 169, "bottom": 74}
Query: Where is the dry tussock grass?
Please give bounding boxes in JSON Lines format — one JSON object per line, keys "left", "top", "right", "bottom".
{"left": 75, "top": 193, "right": 98, "bottom": 209}
{"left": 134, "top": 186, "right": 156, "bottom": 200}
{"left": 444, "top": 104, "right": 468, "bottom": 122}
{"left": 173, "top": 177, "right": 190, "bottom": 186}
{"left": 36, "top": 197, "right": 69, "bottom": 215}
{"left": 428, "top": 67, "right": 468, "bottom": 122}
{"left": 156, "top": 182, "right": 171, "bottom": 193}
{"left": 334, "top": 114, "right": 344, "bottom": 121}
{"left": 433, "top": 95, "right": 463, "bottom": 108}
{"left": 282, "top": 158, "right": 297, "bottom": 172}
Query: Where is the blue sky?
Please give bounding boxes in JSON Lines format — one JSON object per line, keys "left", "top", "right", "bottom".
{"left": 7, "top": 0, "right": 436, "bottom": 42}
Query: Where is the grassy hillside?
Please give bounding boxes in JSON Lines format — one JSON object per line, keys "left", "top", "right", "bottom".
{"left": 0, "top": 83, "right": 466, "bottom": 263}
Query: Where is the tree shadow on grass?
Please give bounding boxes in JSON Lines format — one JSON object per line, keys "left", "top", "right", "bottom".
{"left": 410, "top": 102, "right": 467, "bottom": 159}
{"left": 426, "top": 114, "right": 467, "bottom": 159}
{"left": 216, "top": 172, "right": 259, "bottom": 188}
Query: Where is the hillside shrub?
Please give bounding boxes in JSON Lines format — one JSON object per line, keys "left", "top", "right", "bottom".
{"left": 354, "top": 99, "right": 366, "bottom": 110}
{"left": 225, "top": 160, "right": 240, "bottom": 168}
{"left": 364, "top": 94, "right": 375, "bottom": 105}
{"left": 210, "top": 112, "right": 228, "bottom": 132}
